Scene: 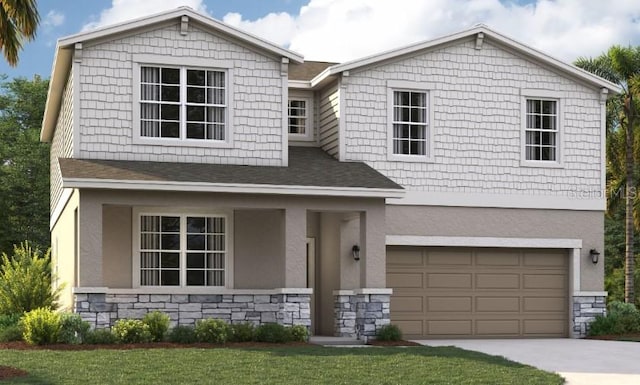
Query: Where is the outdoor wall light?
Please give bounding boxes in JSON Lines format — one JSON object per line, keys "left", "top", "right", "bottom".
{"left": 589, "top": 249, "right": 600, "bottom": 264}
{"left": 352, "top": 245, "right": 361, "bottom": 261}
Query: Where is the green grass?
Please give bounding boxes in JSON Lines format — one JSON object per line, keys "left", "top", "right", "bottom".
{"left": 0, "top": 346, "right": 563, "bottom": 385}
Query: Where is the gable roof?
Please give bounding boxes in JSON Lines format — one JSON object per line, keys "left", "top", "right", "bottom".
{"left": 41, "top": 6, "right": 304, "bottom": 142}
{"left": 312, "top": 24, "right": 622, "bottom": 94}
{"left": 58, "top": 147, "right": 404, "bottom": 198}
{"left": 289, "top": 61, "right": 336, "bottom": 81}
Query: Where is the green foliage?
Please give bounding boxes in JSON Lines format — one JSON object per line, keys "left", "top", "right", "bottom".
{"left": 0, "top": 324, "right": 23, "bottom": 342}
{"left": 167, "top": 325, "right": 197, "bottom": 344}
{"left": 588, "top": 300, "right": 640, "bottom": 336}
{"left": 0, "top": 242, "right": 61, "bottom": 314}
{"left": 0, "top": 76, "right": 50, "bottom": 255}
{"left": 83, "top": 328, "right": 117, "bottom": 345}
{"left": 289, "top": 325, "right": 309, "bottom": 342}
{"left": 112, "top": 319, "right": 152, "bottom": 344}
{"left": 229, "top": 322, "right": 255, "bottom": 342}
{"left": 194, "top": 318, "right": 230, "bottom": 344}
{"left": 21, "top": 307, "right": 61, "bottom": 345}
{"left": 0, "top": 313, "right": 20, "bottom": 329}
{"left": 142, "top": 311, "right": 170, "bottom": 342}
{"left": 375, "top": 324, "right": 403, "bottom": 341}
{"left": 254, "top": 323, "right": 292, "bottom": 343}
{"left": 58, "top": 313, "right": 90, "bottom": 344}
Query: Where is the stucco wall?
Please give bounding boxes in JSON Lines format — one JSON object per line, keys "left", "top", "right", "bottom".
{"left": 51, "top": 190, "right": 78, "bottom": 311}
{"left": 386, "top": 205, "right": 604, "bottom": 290}
{"left": 78, "top": 21, "right": 284, "bottom": 166}
{"left": 343, "top": 38, "right": 603, "bottom": 200}
{"left": 50, "top": 65, "right": 74, "bottom": 214}
{"left": 103, "top": 205, "right": 132, "bottom": 288}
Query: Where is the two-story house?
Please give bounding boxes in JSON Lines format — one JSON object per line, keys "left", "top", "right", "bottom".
{"left": 42, "top": 7, "right": 619, "bottom": 340}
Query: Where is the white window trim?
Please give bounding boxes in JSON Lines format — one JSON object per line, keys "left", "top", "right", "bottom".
{"left": 386, "top": 80, "right": 435, "bottom": 162}
{"left": 131, "top": 206, "right": 234, "bottom": 289}
{"left": 520, "top": 89, "right": 564, "bottom": 168}
{"left": 132, "top": 55, "right": 234, "bottom": 149}
{"left": 287, "top": 96, "right": 313, "bottom": 142}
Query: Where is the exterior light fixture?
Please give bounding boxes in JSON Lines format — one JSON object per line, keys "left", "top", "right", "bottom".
{"left": 589, "top": 249, "right": 600, "bottom": 264}
{"left": 352, "top": 245, "right": 360, "bottom": 261}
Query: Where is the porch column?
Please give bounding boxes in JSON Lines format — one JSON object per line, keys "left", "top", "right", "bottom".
{"left": 284, "top": 207, "right": 307, "bottom": 287}
{"left": 359, "top": 206, "right": 386, "bottom": 288}
{"left": 78, "top": 195, "right": 103, "bottom": 287}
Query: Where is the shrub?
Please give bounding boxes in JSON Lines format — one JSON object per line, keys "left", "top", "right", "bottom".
{"left": 588, "top": 301, "right": 640, "bottom": 336}
{"left": 143, "top": 311, "right": 170, "bottom": 342}
{"left": 167, "top": 325, "right": 197, "bottom": 344}
{"left": 254, "top": 323, "right": 291, "bottom": 343}
{"left": 83, "top": 328, "right": 117, "bottom": 344}
{"left": 21, "top": 307, "right": 61, "bottom": 345}
{"left": 289, "top": 325, "right": 308, "bottom": 342}
{"left": 229, "top": 322, "right": 255, "bottom": 342}
{"left": 58, "top": 313, "right": 91, "bottom": 344}
{"left": 376, "top": 324, "right": 403, "bottom": 341}
{"left": 112, "top": 319, "right": 152, "bottom": 343}
{"left": 0, "top": 313, "right": 21, "bottom": 329}
{"left": 195, "top": 318, "right": 230, "bottom": 344}
{"left": 0, "top": 313, "right": 23, "bottom": 342}
{"left": 0, "top": 242, "right": 62, "bottom": 315}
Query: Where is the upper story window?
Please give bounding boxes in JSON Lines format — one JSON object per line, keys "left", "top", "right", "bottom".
{"left": 288, "top": 97, "right": 313, "bottom": 141}
{"left": 525, "top": 99, "right": 558, "bottom": 162}
{"left": 139, "top": 66, "right": 227, "bottom": 142}
{"left": 391, "top": 90, "right": 429, "bottom": 156}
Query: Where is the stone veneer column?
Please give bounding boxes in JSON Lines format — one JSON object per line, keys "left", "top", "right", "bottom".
{"left": 572, "top": 293, "right": 607, "bottom": 337}
{"left": 334, "top": 289, "right": 391, "bottom": 340}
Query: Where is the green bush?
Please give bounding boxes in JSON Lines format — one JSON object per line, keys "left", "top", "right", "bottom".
{"left": 229, "top": 322, "right": 255, "bottom": 342}
{"left": 167, "top": 325, "right": 197, "bottom": 344}
{"left": 21, "top": 307, "right": 61, "bottom": 345}
{"left": 195, "top": 318, "right": 230, "bottom": 344}
{"left": 0, "top": 243, "right": 62, "bottom": 315}
{"left": 376, "top": 324, "right": 403, "bottom": 341}
{"left": 83, "top": 328, "right": 117, "bottom": 344}
{"left": 58, "top": 313, "right": 90, "bottom": 344}
{"left": 143, "top": 311, "right": 170, "bottom": 342}
{"left": 0, "top": 313, "right": 21, "bottom": 329}
{"left": 588, "top": 301, "right": 640, "bottom": 336}
{"left": 289, "top": 325, "right": 308, "bottom": 342}
{"left": 0, "top": 324, "right": 23, "bottom": 342}
{"left": 254, "top": 323, "right": 291, "bottom": 343}
{"left": 112, "top": 319, "right": 152, "bottom": 343}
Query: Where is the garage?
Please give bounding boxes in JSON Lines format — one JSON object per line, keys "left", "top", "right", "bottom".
{"left": 387, "top": 247, "right": 569, "bottom": 338}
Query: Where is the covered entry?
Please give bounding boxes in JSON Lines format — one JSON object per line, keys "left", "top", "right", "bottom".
{"left": 387, "top": 246, "right": 569, "bottom": 338}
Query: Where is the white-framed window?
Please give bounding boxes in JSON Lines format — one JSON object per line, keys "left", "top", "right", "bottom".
{"left": 288, "top": 96, "right": 313, "bottom": 141}
{"left": 387, "top": 81, "right": 434, "bottom": 161}
{"left": 137, "top": 213, "right": 228, "bottom": 287}
{"left": 520, "top": 90, "right": 563, "bottom": 167}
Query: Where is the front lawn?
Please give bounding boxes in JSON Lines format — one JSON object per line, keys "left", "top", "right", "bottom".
{"left": 0, "top": 345, "right": 563, "bottom": 385}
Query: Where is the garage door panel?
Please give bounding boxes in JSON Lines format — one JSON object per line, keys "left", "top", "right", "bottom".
{"left": 476, "top": 297, "right": 520, "bottom": 312}
{"left": 387, "top": 249, "right": 424, "bottom": 266}
{"left": 476, "top": 320, "right": 520, "bottom": 335}
{"left": 427, "top": 296, "right": 472, "bottom": 312}
{"left": 523, "top": 274, "right": 566, "bottom": 289}
{"left": 428, "top": 273, "right": 472, "bottom": 288}
{"left": 523, "top": 252, "right": 567, "bottom": 267}
{"left": 394, "top": 320, "right": 423, "bottom": 336}
{"left": 391, "top": 296, "right": 423, "bottom": 313}
{"left": 523, "top": 319, "right": 566, "bottom": 335}
{"left": 524, "top": 297, "right": 566, "bottom": 312}
{"left": 428, "top": 320, "right": 472, "bottom": 335}
{"left": 388, "top": 272, "right": 423, "bottom": 288}
{"left": 476, "top": 273, "right": 520, "bottom": 289}
{"left": 427, "top": 250, "right": 472, "bottom": 266}
{"left": 476, "top": 252, "right": 520, "bottom": 266}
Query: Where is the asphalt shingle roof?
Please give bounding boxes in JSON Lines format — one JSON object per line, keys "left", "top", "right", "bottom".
{"left": 59, "top": 147, "right": 402, "bottom": 191}
{"left": 288, "top": 61, "right": 335, "bottom": 81}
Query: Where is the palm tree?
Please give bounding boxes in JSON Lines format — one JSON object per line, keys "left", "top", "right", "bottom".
{"left": 576, "top": 46, "right": 640, "bottom": 304}
{"left": 0, "top": 0, "right": 39, "bottom": 66}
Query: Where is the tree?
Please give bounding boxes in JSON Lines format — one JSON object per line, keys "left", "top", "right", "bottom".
{"left": 0, "top": 75, "right": 50, "bottom": 256}
{"left": 0, "top": 0, "right": 40, "bottom": 66}
{"left": 576, "top": 46, "right": 640, "bottom": 304}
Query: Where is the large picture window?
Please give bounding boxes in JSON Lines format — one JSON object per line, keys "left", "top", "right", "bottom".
{"left": 140, "top": 66, "right": 227, "bottom": 141}
{"left": 139, "top": 214, "right": 227, "bottom": 287}
{"left": 525, "top": 99, "right": 558, "bottom": 161}
{"left": 392, "top": 90, "right": 428, "bottom": 156}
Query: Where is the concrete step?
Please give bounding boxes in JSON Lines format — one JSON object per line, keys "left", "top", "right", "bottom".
{"left": 309, "top": 336, "right": 366, "bottom": 346}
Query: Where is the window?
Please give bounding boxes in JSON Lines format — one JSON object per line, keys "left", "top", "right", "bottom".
{"left": 525, "top": 99, "right": 557, "bottom": 161}
{"left": 392, "top": 90, "right": 428, "bottom": 156}
{"left": 288, "top": 99, "right": 307, "bottom": 135}
{"left": 139, "top": 214, "right": 226, "bottom": 287}
{"left": 140, "top": 66, "right": 226, "bottom": 141}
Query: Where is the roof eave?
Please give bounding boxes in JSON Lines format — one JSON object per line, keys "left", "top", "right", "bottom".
{"left": 40, "top": 44, "right": 72, "bottom": 142}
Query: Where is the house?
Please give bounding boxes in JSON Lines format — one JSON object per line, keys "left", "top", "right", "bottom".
{"left": 41, "top": 7, "right": 619, "bottom": 340}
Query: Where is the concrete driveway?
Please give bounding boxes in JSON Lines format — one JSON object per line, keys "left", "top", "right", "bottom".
{"left": 416, "top": 339, "right": 640, "bottom": 385}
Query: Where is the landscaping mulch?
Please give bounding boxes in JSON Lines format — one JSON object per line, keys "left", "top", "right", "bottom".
{"left": 0, "top": 365, "right": 28, "bottom": 381}
{"left": 368, "top": 340, "right": 421, "bottom": 346}
{"left": 0, "top": 341, "right": 310, "bottom": 350}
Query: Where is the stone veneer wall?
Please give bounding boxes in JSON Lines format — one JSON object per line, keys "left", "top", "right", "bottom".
{"left": 335, "top": 292, "right": 390, "bottom": 339}
{"left": 74, "top": 293, "right": 311, "bottom": 329}
{"left": 572, "top": 295, "right": 607, "bottom": 337}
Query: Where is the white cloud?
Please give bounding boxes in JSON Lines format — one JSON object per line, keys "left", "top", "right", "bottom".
{"left": 43, "top": 10, "right": 65, "bottom": 27}
{"left": 82, "top": 0, "right": 209, "bottom": 31}
{"left": 222, "top": 0, "right": 640, "bottom": 63}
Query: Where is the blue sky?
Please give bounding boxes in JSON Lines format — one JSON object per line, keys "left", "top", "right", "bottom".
{"left": 2, "top": 0, "right": 639, "bottom": 79}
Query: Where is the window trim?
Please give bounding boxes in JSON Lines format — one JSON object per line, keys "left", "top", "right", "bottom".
{"left": 131, "top": 207, "right": 234, "bottom": 290}
{"left": 386, "top": 80, "right": 435, "bottom": 162}
{"left": 132, "top": 55, "right": 234, "bottom": 148}
{"left": 520, "top": 89, "right": 564, "bottom": 168}
{"left": 287, "top": 96, "right": 314, "bottom": 142}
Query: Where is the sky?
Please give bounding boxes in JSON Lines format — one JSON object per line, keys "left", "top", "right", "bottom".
{"left": 2, "top": 0, "right": 640, "bottom": 79}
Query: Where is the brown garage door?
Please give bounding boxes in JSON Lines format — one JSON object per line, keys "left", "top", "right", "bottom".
{"left": 387, "top": 247, "right": 569, "bottom": 338}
